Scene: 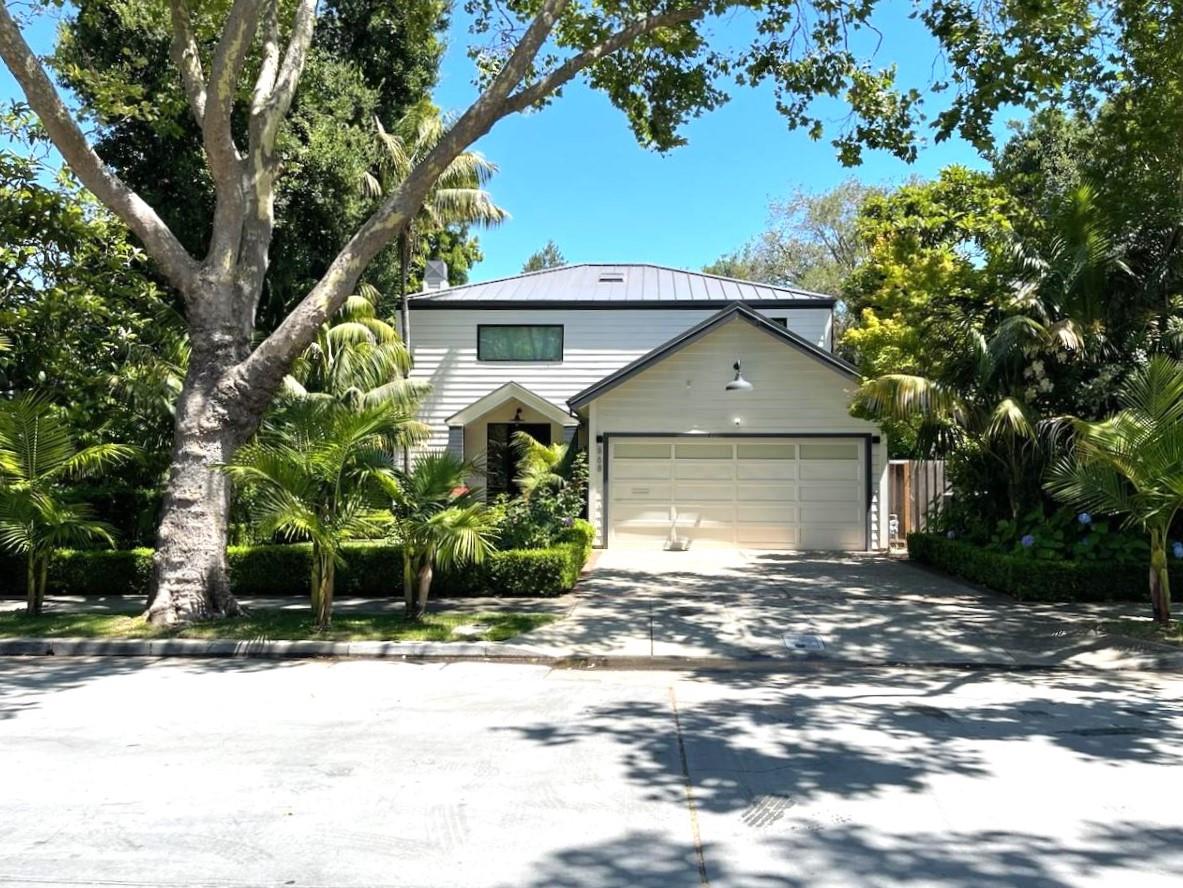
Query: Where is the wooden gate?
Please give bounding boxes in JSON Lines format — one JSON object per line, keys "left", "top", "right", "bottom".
{"left": 888, "top": 460, "right": 949, "bottom": 547}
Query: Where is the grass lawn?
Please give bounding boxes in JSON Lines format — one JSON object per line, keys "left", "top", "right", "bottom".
{"left": 1101, "top": 618, "right": 1183, "bottom": 647}
{"left": 0, "top": 610, "right": 556, "bottom": 642}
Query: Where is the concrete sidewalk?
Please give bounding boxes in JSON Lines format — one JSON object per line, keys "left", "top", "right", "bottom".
{"left": 3, "top": 553, "right": 1181, "bottom": 671}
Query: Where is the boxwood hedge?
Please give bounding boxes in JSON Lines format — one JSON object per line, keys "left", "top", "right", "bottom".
{"left": 0, "top": 520, "right": 596, "bottom": 600}
{"left": 907, "top": 532, "right": 1180, "bottom": 603}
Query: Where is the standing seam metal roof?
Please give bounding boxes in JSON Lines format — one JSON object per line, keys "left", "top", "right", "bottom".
{"left": 407, "top": 263, "right": 834, "bottom": 304}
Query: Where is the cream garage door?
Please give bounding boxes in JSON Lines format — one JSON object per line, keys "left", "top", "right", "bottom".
{"left": 608, "top": 438, "right": 865, "bottom": 550}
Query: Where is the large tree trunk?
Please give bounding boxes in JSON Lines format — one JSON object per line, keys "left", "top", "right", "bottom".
{"left": 146, "top": 294, "right": 258, "bottom": 626}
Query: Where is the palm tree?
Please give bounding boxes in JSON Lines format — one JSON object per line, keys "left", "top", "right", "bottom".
{"left": 283, "top": 282, "right": 429, "bottom": 421}
{"left": 0, "top": 395, "right": 136, "bottom": 614}
{"left": 362, "top": 100, "right": 509, "bottom": 348}
{"left": 854, "top": 329, "right": 1042, "bottom": 519}
{"left": 512, "top": 431, "right": 578, "bottom": 499}
{"left": 1002, "top": 184, "right": 1134, "bottom": 357}
{"left": 1046, "top": 356, "right": 1183, "bottom": 624}
{"left": 390, "top": 452, "right": 499, "bottom": 619}
{"left": 223, "top": 400, "right": 409, "bottom": 628}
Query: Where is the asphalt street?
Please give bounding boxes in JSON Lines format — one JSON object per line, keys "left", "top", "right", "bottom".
{"left": 1, "top": 658, "right": 1180, "bottom": 887}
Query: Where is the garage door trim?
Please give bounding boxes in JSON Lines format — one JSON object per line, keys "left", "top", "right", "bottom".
{"left": 599, "top": 431, "right": 875, "bottom": 551}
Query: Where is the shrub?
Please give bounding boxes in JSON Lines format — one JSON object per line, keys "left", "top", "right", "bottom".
{"left": 0, "top": 522, "right": 596, "bottom": 600}
{"left": 907, "top": 533, "right": 1183, "bottom": 603}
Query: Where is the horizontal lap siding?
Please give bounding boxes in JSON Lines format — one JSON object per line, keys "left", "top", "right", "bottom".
{"left": 409, "top": 307, "right": 832, "bottom": 450}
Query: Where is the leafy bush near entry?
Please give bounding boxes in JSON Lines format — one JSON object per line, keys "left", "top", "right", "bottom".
{"left": 0, "top": 522, "right": 595, "bottom": 599}
{"left": 907, "top": 533, "right": 1181, "bottom": 602}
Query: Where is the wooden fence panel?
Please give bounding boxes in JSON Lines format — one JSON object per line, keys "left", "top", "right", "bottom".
{"left": 888, "top": 460, "right": 949, "bottom": 546}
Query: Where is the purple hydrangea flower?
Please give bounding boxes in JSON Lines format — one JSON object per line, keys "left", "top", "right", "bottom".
{"left": 562, "top": 517, "right": 574, "bottom": 527}
{"left": 1020, "top": 534, "right": 1036, "bottom": 548}
{"left": 1173, "top": 541, "right": 1183, "bottom": 560}
{"left": 1077, "top": 512, "right": 1092, "bottom": 526}
{"left": 946, "top": 530, "right": 957, "bottom": 540}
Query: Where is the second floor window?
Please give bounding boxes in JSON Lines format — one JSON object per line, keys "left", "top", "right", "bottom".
{"left": 477, "top": 324, "right": 564, "bottom": 361}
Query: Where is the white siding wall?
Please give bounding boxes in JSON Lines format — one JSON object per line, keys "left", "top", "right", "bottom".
{"left": 408, "top": 307, "right": 833, "bottom": 450}
{"left": 586, "top": 318, "right": 888, "bottom": 549}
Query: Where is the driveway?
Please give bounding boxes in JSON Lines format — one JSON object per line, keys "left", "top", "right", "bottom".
{"left": 525, "top": 550, "right": 1167, "bottom": 667}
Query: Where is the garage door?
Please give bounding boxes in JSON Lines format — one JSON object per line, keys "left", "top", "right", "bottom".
{"left": 608, "top": 437, "right": 865, "bottom": 550}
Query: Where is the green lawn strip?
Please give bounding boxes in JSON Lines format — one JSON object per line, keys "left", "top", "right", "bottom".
{"left": 0, "top": 610, "right": 556, "bottom": 643}
{"left": 1098, "top": 618, "right": 1183, "bottom": 648}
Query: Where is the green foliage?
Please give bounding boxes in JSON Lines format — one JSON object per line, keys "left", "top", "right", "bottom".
{"left": 841, "top": 166, "right": 1016, "bottom": 377}
{"left": 522, "top": 240, "right": 566, "bottom": 273}
{"left": 225, "top": 398, "right": 413, "bottom": 626}
{"left": 1046, "top": 356, "right": 1183, "bottom": 621}
{"left": 0, "top": 524, "right": 594, "bottom": 600}
{"left": 494, "top": 448, "right": 589, "bottom": 551}
{"left": 50, "top": 0, "right": 462, "bottom": 323}
{"left": 0, "top": 395, "right": 137, "bottom": 613}
{"left": 0, "top": 109, "right": 180, "bottom": 486}
{"left": 390, "top": 452, "right": 501, "bottom": 615}
{"left": 705, "top": 179, "right": 880, "bottom": 297}
{"left": 908, "top": 533, "right": 1180, "bottom": 604}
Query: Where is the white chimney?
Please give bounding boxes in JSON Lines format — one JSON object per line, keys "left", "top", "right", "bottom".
{"left": 423, "top": 259, "right": 449, "bottom": 292}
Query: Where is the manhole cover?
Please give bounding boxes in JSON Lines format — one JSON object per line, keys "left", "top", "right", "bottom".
{"left": 783, "top": 633, "right": 825, "bottom": 652}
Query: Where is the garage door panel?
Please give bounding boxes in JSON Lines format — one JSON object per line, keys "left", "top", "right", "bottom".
{"left": 737, "top": 525, "right": 799, "bottom": 547}
{"left": 609, "top": 437, "right": 866, "bottom": 551}
{"left": 676, "top": 482, "right": 736, "bottom": 501}
{"left": 737, "top": 503, "right": 799, "bottom": 523}
{"left": 674, "top": 505, "right": 736, "bottom": 527}
{"left": 800, "top": 461, "right": 861, "bottom": 481}
{"left": 615, "top": 461, "right": 672, "bottom": 480}
{"left": 736, "top": 482, "right": 796, "bottom": 501}
{"left": 611, "top": 504, "right": 675, "bottom": 524}
{"left": 802, "top": 502, "right": 864, "bottom": 523}
{"left": 613, "top": 482, "right": 673, "bottom": 502}
{"left": 802, "top": 525, "right": 865, "bottom": 549}
{"left": 737, "top": 461, "right": 797, "bottom": 480}
{"left": 674, "top": 462, "right": 734, "bottom": 480}
{"left": 799, "top": 484, "right": 861, "bottom": 502}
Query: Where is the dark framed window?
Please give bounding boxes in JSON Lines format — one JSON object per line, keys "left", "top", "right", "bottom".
{"left": 477, "top": 324, "right": 564, "bottom": 362}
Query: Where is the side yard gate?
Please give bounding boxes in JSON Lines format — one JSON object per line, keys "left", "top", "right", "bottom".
{"left": 887, "top": 460, "right": 950, "bottom": 547}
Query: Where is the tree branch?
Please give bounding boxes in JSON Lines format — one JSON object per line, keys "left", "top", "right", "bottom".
{"left": 502, "top": 3, "right": 713, "bottom": 116}
{"left": 0, "top": 4, "right": 199, "bottom": 291}
{"left": 230, "top": 0, "right": 573, "bottom": 402}
{"left": 204, "top": 0, "right": 265, "bottom": 271}
{"left": 168, "top": 0, "right": 207, "bottom": 127}
{"left": 249, "top": 0, "right": 280, "bottom": 120}
{"left": 265, "top": 0, "right": 317, "bottom": 130}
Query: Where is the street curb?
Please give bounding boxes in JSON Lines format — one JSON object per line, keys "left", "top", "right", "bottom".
{"left": 1, "top": 637, "right": 1181, "bottom": 672}
{"left": 0, "top": 637, "right": 561, "bottom": 660}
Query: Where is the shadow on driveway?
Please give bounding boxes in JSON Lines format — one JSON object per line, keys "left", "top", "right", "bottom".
{"left": 526, "top": 550, "right": 1158, "bottom": 666}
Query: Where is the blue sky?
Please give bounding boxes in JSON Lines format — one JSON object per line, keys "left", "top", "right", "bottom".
{"left": 432, "top": 6, "right": 1012, "bottom": 280}
{"left": 2, "top": 4, "right": 1017, "bottom": 282}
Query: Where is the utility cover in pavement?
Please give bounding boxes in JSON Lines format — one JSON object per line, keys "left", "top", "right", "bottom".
{"left": 784, "top": 633, "right": 825, "bottom": 652}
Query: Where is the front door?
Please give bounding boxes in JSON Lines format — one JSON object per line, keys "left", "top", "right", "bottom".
{"left": 487, "top": 423, "right": 551, "bottom": 498}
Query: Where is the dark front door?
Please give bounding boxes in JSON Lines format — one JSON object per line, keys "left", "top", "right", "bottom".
{"left": 487, "top": 423, "right": 551, "bottom": 498}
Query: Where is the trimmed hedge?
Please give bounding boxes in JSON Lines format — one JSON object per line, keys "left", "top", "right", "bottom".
{"left": 907, "top": 532, "right": 1182, "bottom": 603}
{"left": 0, "top": 519, "right": 596, "bottom": 600}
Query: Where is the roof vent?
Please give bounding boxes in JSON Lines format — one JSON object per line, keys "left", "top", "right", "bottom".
{"left": 598, "top": 272, "right": 625, "bottom": 283}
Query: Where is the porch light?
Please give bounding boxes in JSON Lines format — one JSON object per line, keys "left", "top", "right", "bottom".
{"left": 725, "top": 361, "right": 753, "bottom": 392}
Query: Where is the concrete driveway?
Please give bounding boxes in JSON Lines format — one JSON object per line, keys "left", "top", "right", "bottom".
{"left": 525, "top": 550, "right": 1166, "bottom": 668}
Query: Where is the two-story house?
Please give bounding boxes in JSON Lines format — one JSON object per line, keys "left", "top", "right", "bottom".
{"left": 408, "top": 261, "right": 888, "bottom": 551}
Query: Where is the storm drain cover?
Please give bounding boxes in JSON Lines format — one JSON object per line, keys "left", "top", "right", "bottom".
{"left": 783, "top": 633, "right": 825, "bottom": 652}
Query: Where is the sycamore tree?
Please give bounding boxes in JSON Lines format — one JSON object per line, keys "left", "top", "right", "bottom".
{"left": 0, "top": 0, "right": 1105, "bottom": 624}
